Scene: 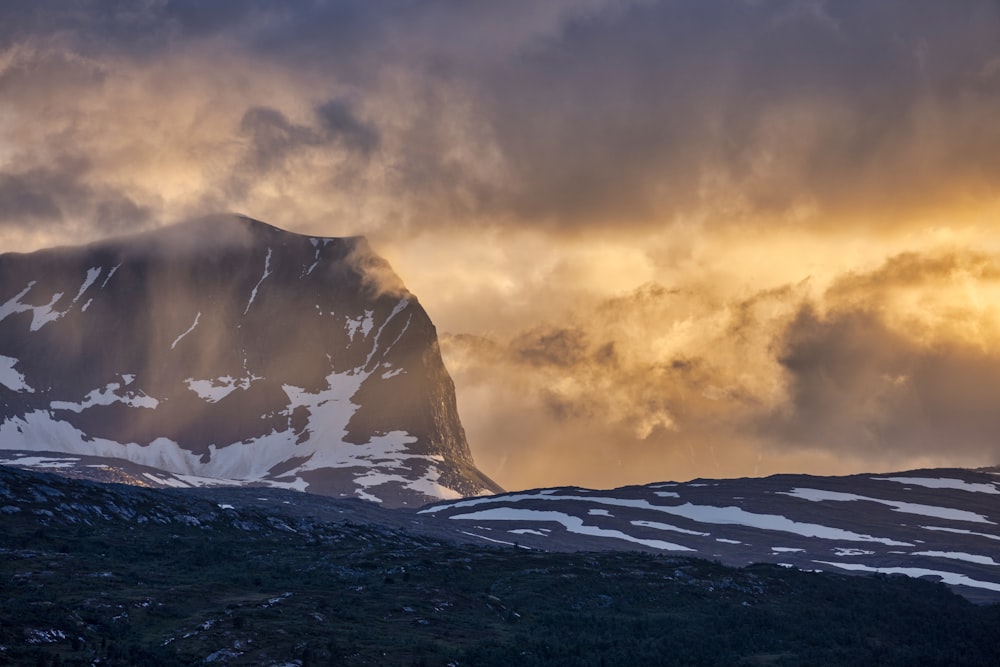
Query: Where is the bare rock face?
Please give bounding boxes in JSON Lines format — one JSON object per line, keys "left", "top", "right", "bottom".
{"left": 0, "top": 215, "right": 502, "bottom": 507}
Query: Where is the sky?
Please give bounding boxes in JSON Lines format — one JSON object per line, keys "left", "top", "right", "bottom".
{"left": 2, "top": 0, "right": 1000, "bottom": 491}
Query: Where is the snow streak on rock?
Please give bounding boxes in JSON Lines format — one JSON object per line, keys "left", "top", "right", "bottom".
{"left": 171, "top": 312, "right": 201, "bottom": 349}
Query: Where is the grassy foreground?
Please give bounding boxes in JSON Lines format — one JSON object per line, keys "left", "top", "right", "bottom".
{"left": 3, "top": 499, "right": 1000, "bottom": 667}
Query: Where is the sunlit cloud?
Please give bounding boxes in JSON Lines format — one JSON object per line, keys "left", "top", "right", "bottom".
{"left": 2, "top": 1, "right": 1000, "bottom": 490}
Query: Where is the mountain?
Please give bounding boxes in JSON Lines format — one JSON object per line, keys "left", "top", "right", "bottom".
{"left": 0, "top": 215, "right": 501, "bottom": 507}
{"left": 419, "top": 466, "right": 1000, "bottom": 604}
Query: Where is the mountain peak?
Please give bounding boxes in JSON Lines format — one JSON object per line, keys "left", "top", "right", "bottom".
{"left": 0, "top": 216, "right": 501, "bottom": 506}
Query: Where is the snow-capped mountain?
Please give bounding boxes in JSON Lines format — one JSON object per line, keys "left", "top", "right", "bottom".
{"left": 0, "top": 215, "right": 501, "bottom": 506}
{"left": 420, "top": 467, "right": 1000, "bottom": 603}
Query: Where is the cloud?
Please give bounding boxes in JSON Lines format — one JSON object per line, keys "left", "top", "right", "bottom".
{"left": 770, "top": 304, "right": 1000, "bottom": 464}
{"left": 3, "top": 0, "right": 1000, "bottom": 243}
{"left": 2, "top": 2, "right": 1000, "bottom": 489}
{"left": 761, "top": 249, "right": 1000, "bottom": 464}
{"left": 442, "top": 248, "right": 1000, "bottom": 490}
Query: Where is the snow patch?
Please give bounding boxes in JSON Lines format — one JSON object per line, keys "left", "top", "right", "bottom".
{"left": 779, "top": 487, "right": 995, "bottom": 524}
{"left": 421, "top": 492, "right": 911, "bottom": 545}
{"left": 631, "top": 519, "right": 709, "bottom": 536}
{"left": 186, "top": 375, "right": 258, "bottom": 403}
{"left": 449, "top": 508, "right": 694, "bottom": 552}
{"left": 911, "top": 551, "right": 1000, "bottom": 566}
{"left": 304, "top": 245, "right": 322, "bottom": 276}
{"left": 588, "top": 508, "right": 612, "bottom": 517}
{"left": 101, "top": 264, "right": 120, "bottom": 288}
{"left": 873, "top": 476, "right": 1000, "bottom": 494}
{"left": 170, "top": 312, "right": 201, "bottom": 349}
{"left": 4, "top": 455, "right": 79, "bottom": 469}
{"left": 51, "top": 382, "right": 159, "bottom": 412}
{"left": 244, "top": 248, "right": 273, "bottom": 314}
{"left": 815, "top": 561, "right": 1000, "bottom": 593}
{"left": 142, "top": 473, "right": 191, "bottom": 489}
{"left": 833, "top": 548, "right": 875, "bottom": 557}
{"left": 0, "top": 355, "right": 34, "bottom": 392}
{"left": 72, "top": 267, "right": 102, "bottom": 303}
{"left": 363, "top": 299, "right": 410, "bottom": 368}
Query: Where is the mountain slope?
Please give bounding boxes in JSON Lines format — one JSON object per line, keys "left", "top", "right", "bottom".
{"left": 421, "top": 466, "right": 1000, "bottom": 603}
{"left": 0, "top": 215, "right": 501, "bottom": 506}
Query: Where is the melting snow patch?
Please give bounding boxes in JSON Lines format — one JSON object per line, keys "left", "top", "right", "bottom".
{"left": 0, "top": 282, "right": 70, "bottom": 331}
{"left": 0, "top": 355, "right": 34, "bottom": 392}
{"left": 654, "top": 491, "right": 680, "bottom": 498}
{"left": 141, "top": 473, "right": 191, "bottom": 489}
{"left": 72, "top": 267, "right": 102, "bottom": 303}
{"left": 873, "top": 476, "right": 1000, "bottom": 494}
{"left": 360, "top": 310, "right": 375, "bottom": 337}
{"left": 51, "top": 383, "right": 159, "bottom": 412}
{"left": 186, "top": 375, "right": 257, "bottom": 403}
{"left": 814, "top": 561, "right": 1000, "bottom": 593}
{"left": 631, "top": 520, "right": 709, "bottom": 536}
{"left": 716, "top": 538, "right": 741, "bottom": 544}
{"left": 4, "top": 455, "right": 78, "bottom": 469}
{"left": 772, "top": 547, "right": 805, "bottom": 553}
{"left": 833, "top": 548, "right": 875, "bottom": 557}
{"left": 509, "top": 528, "right": 550, "bottom": 537}
{"left": 423, "top": 492, "right": 912, "bottom": 545}
{"left": 588, "top": 508, "right": 613, "bottom": 517}
{"left": 911, "top": 551, "right": 1000, "bottom": 566}
{"left": 449, "top": 507, "right": 694, "bottom": 551}
{"left": 779, "top": 487, "right": 995, "bottom": 524}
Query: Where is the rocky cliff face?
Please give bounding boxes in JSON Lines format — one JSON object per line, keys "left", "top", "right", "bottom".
{"left": 0, "top": 215, "right": 502, "bottom": 506}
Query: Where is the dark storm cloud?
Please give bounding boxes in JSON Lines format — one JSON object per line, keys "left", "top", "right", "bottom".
{"left": 755, "top": 248, "right": 1000, "bottom": 464}
{"left": 238, "top": 100, "right": 379, "bottom": 169}
{"left": 0, "top": 161, "right": 150, "bottom": 234}
{"left": 4, "top": 0, "right": 1000, "bottom": 236}
{"left": 770, "top": 305, "right": 1000, "bottom": 463}
{"left": 469, "top": 0, "right": 1000, "bottom": 230}
{"left": 315, "top": 100, "right": 380, "bottom": 156}
{"left": 0, "top": 171, "right": 63, "bottom": 223}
